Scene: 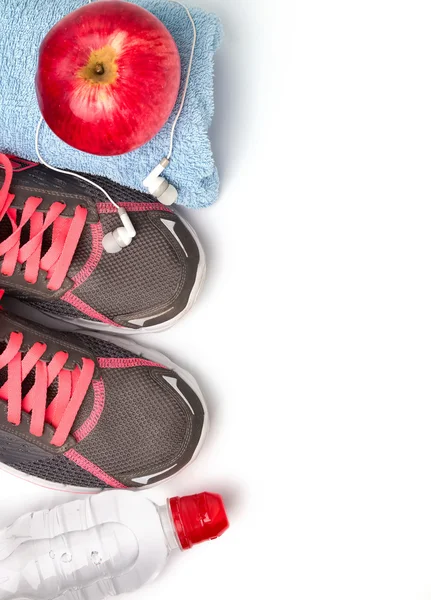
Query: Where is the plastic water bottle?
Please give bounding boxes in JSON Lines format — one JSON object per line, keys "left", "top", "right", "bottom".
{"left": 0, "top": 490, "right": 229, "bottom": 599}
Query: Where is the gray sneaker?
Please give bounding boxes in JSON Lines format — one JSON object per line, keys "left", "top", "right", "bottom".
{"left": 0, "top": 306, "right": 207, "bottom": 492}
{"left": 0, "top": 154, "right": 205, "bottom": 333}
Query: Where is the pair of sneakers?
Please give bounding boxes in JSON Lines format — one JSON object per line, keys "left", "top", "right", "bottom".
{"left": 0, "top": 154, "right": 208, "bottom": 491}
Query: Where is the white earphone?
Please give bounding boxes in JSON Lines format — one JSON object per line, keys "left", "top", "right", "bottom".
{"left": 143, "top": 158, "right": 178, "bottom": 205}
{"left": 35, "top": 0, "right": 196, "bottom": 254}
{"left": 100, "top": 207, "right": 137, "bottom": 253}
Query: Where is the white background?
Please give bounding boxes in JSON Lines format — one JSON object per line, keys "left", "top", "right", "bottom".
{"left": 3, "top": 0, "right": 431, "bottom": 599}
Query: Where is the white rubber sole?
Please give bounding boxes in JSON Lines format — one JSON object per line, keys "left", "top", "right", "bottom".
{"left": 0, "top": 336, "right": 209, "bottom": 494}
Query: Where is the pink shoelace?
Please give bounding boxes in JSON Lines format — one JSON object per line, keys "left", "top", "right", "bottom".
{"left": 0, "top": 299, "right": 95, "bottom": 447}
{"left": 0, "top": 153, "right": 87, "bottom": 291}
{"left": 0, "top": 154, "right": 94, "bottom": 445}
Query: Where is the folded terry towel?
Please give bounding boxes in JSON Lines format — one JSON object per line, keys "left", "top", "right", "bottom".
{"left": 0, "top": 0, "right": 223, "bottom": 209}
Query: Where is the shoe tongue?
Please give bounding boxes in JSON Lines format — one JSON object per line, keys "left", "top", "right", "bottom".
{"left": 0, "top": 345, "right": 59, "bottom": 404}
{"left": 0, "top": 340, "right": 94, "bottom": 436}
{"left": 0, "top": 200, "right": 91, "bottom": 282}
{"left": 0, "top": 217, "right": 12, "bottom": 244}
{"left": 0, "top": 209, "right": 54, "bottom": 272}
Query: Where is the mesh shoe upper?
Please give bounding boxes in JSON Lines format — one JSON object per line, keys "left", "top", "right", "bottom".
{"left": 0, "top": 155, "right": 202, "bottom": 329}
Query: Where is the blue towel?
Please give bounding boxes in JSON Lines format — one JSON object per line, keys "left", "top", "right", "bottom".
{"left": 0, "top": 1, "right": 223, "bottom": 209}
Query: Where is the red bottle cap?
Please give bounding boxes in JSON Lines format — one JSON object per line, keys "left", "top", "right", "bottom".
{"left": 169, "top": 492, "right": 230, "bottom": 550}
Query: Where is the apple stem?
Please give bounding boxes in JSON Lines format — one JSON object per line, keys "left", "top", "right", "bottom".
{"left": 95, "top": 63, "right": 105, "bottom": 75}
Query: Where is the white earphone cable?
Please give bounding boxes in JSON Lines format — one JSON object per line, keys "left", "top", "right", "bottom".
{"left": 87, "top": 0, "right": 196, "bottom": 160}
{"left": 166, "top": 1, "right": 197, "bottom": 160}
{"left": 35, "top": 117, "right": 121, "bottom": 210}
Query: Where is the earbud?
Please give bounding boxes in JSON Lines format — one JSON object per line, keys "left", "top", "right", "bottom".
{"left": 102, "top": 208, "right": 137, "bottom": 254}
{"left": 143, "top": 158, "right": 178, "bottom": 206}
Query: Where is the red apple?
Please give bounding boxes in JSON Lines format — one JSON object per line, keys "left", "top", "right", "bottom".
{"left": 36, "top": 0, "right": 181, "bottom": 156}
